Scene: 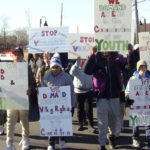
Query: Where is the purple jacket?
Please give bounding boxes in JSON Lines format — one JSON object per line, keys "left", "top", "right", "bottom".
{"left": 83, "top": 52, "right": 127, "bottom": 98}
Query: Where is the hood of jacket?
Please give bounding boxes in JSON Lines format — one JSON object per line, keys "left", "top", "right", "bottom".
{"left": 133, "top": 70, "right": 150, "bottom": 79}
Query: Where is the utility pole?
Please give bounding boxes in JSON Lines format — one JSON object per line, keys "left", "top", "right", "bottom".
{"left": 3, "top": 28, "right": 6, "bottom": 49}
{"left": 135, "top": 0, "right": 139, "bottom": 43}
{"left": 25, "top": 9, "right": 31, "bottom": 28}
{"left": 77, "top": 25, "right": 79, "bottom": 33}
{"left": 60, "top": 2, "right": 63, "bottom": 26}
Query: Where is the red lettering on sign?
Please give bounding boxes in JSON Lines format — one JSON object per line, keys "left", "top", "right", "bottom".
{"left": 0, "top": 69, "right": 5, "bottom": 74}
{"left": 43, "top": 94, "right": 47, "bottom": 99}
{"left": 55, "top": 105, "right": 59, "bottom": 111}
{"left": 145, "top": 91, "right": 149, "bottom": 95}
{"left": 112, "top": 11, "right": 116, "bottom": 17}
{"left": 136, "top": 91, "right": 140, "bottom": 96}
{"left": 39, "top": 107, "right": 44, "bottom": 112}
{"left": 94, "top": 25, "right": 99, "bottom": 33}
{"left": 108, "top": 0, "right": 120, "bottom": 4}
{"left": 0, "top": 75, "right": 4, "bottom": 80}
{"left": 101, "top": 12, "right": 106, "bottom": 17}
{"left": 41, "top": 30, "right": 57, "bottom": 36}
{"left": 80, "top": 37, "right": 94, "bottom": 43}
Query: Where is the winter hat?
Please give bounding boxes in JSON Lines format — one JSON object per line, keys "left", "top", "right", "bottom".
{"left": 134, "top": 44, "right": 139, "bottom": 50}
{"left": 12, "top": 48, "right": 24, "bottom": 55}
{"left": 136, "top": 60, "right": 147, "bottom": 71}
{"left": 50, "top": 53, "right": 62, "bottom": 68}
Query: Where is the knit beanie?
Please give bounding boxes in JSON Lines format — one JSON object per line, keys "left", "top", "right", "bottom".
{"left": 50, "top": 53, "right": 62, "bottom": 68}
{"left": 134, "top": 44, "right": 139, "bottom": 50}
{"left": 136, "top": 60, "right": 147, "bottom": 71}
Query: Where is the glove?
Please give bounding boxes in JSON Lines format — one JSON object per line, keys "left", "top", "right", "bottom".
{"left": 125, "top": 95, "right": 134, "bottom": 107}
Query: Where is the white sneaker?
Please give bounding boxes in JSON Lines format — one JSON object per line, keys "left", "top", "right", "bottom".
{"left": 132, "top": 139, "right": 140, "bottom": 148}
{"left": 19, "top": 137, "right": 30, "bottom": 150}
{"left": 4, "top": 143, "right": 16, "bottom": 150}
{"left": 0, "top": 125, "right": 4, "bottom": 135}
{"left": 59, "top": 140, "right": 67, "bottom": 149}
{"left": 47, "top": 145, "right": 55, "bottom": 150}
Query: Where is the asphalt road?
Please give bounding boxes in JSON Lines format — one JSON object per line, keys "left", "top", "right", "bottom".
{"left": 0, "top": 107, "right": 149, "bottom": 150}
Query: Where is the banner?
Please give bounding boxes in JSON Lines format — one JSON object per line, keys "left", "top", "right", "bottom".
{"left": 128, "top": 78, "right": 150, "bottom": 126}
{"left": 139, "top": 32, "right": 150, "bottom": 70}
{"left": 68, "top": 33, "right": 94, "bottom": 59}
{"left": 38, "top": 86, "right": 72, "bottom": 137}
{"left": 0, "top": 62, "right": 28, "bottom": 110}
{"left": 29, "top": 26, "right": 69, "bottom": 53}
{"left": 94, "top": 0, "right": 132, "bottom": 55}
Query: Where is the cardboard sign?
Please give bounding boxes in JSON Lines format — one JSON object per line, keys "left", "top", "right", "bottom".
{"left": 0, "top": 62, "right": 28, "bottom": 110}
{"left": 68, "top": 33, "right": 94, "bottom": 59}
{"left": 94, "top": 0, "right": 132, "bottom": 56}
{"left": 139, "top": 32, "right": 150, "bottom": 70}
{"left": 128, "top": 78, "right": 150, "bottom": 126}
{"left": 29, "top": 26, "right": 69, "bottom": 53}
{"left": 38, "top": 86, "right": 72, "bottom": 137}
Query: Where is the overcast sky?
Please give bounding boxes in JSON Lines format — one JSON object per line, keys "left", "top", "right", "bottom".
{"left": 0, "top": 0, "right": 149, "bottom": 32}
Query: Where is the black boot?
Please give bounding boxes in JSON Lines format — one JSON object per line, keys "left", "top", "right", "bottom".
{"left": 109, "top": 135, "right": 116, "bottom": 149}
{"left": 100, "top": 146, "right": 107, "bottom": 150}
{"left": 77, "top": 123, "right": 84, "bottom": 131}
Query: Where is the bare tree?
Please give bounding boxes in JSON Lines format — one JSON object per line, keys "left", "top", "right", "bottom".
{"left": 25, "top": 9, "right": 31, "bottom": 28}
{"left": 13, "top": 28, "right": 28, "bottom": 48}
{"left": 0, "top": 16, "right": 9, "bottom": 49}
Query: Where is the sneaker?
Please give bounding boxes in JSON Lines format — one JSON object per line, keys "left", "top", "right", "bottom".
{"left": 93, "top": 128, "right": 98, "bottom": 134}
{"left": 59, "top": 140, "right": 67, "bottom": 149}
{"left": 19, "top": 137, "right": 30, "bottom": 150}
{"left": 0, "top": 125, "right": 4, "bottom": 135}
{"left": 132, "top": 139, "right": 140, "bottom": 148}
{"left": 109, "top": 135, "right": 116, "bottom": 149}
{"left": 5, "top": 143, "right": 16, "bottom": 150}
{"left": 47, "top": 145, "right": 55, "bottom": 150}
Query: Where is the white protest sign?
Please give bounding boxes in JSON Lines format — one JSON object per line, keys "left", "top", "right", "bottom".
{"left": 94, "top": 0, "right": 132, "bottom": 56}
{"left": 38, "top": 86, "right": 72, "bottom": 137}
{"left": 0, "top": 62, "right": 28, "bottom": 110}
{"left": 139, "top": 32, "right": 150, "bottom": 70}
{"left": 128, "top": 78, "right": 150, "bottom": 126}
{"left": 68, "top": 33, "right": 94, "bottom": 59}
{"left": 29, "top": 26, "right": 69, "bottom": 53}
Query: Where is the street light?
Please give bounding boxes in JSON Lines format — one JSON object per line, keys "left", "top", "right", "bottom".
{"left": 139, "top": 16, "right": 146, "bottom": 32}
{"left": 40, "top": 16, "right": 48, "bottom": 27}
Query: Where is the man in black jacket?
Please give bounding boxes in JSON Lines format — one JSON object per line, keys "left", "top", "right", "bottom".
{"left": 83, "top": 46, "right": 127, "bottom": 150}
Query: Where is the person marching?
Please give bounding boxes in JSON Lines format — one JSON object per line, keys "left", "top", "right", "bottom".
{"left": 4, "top": 48, "right": 36, "bottom": 150}
{"left": 83, "top": 46, "right": 127, "bottom": 150}
{"left": 125, "top": 60, "right": 150, "bottom": 149}
{"left": 69, "top": 57, "right": 94, "bottom": 131}
{"left": 41, "top": 53, "right": 75, "bottom": 150}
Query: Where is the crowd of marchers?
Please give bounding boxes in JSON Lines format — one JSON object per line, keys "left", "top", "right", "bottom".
{"left": 1, "top": 43, "right": 150, "bottom": 150}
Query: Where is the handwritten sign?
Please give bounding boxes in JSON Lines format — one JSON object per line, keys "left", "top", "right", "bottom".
{"left": 139, "top": 32, "right": 150, "bottom": 70}
{"left": 0, "top": 62, "right": 28, "bottom": 110}
{"left": 38, "top": 86, "right": 72, "bottom": 136}
{"left": 68, "top": 33, "right": 94, "bottom": 59}
{"left": 128, "top": 78, "right": 150, "bottom": 126}
{"left": 29, "top": 26, "right": 69, "bottom": 53}
{"left": 94, "top": 0, "right": 132, "bottom": 55}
